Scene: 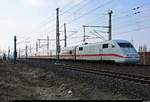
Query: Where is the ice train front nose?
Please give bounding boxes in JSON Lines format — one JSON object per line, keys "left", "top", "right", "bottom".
{"left": 125, "top": 54, "right": 140, "bottom": 63}
{"left": 117, "top": 42, "right": 140, "bottom": 63}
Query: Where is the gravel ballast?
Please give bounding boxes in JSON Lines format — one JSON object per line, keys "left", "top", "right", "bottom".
{"left": 0, "top": 62, "right": 128, "bottom": 101}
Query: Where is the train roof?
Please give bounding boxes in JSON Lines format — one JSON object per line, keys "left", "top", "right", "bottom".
{"left": 61, "top": 39, "right": 131, "bottom": 49}
{"left": 79, "top": 39, "right": 130, "bottom": 46}
{"left": 112, "top": 39, "right": 130, "bottom": 43}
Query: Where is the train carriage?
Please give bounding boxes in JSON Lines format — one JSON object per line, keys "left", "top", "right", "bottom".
{"left": 29, "top": 39, "right": 140, "bottom": 64}
{"left": 60, "top": 46, "right": 76, "bottom": 60}
{"left": 60, "top": 40, "right": 139, "bottom": 63}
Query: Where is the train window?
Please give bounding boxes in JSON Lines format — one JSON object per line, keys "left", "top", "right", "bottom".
{"left": 69, "top": 50, "right": 72, "bottom": 54}
{"left": 112, "top": 45, "right": 115, "bottom": 48}
{"left": 118, "top": 43, "right": 133, "bottom": 48}
{"left": 103, "top": 44, "right": 108, "bottom": 48}
{"left": 79, "top": 47, "right": 83, "bottom": 51}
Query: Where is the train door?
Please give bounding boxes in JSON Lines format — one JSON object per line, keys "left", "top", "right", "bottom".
{"left": 74, "top": 46, "right": 77, "bottom": 60}
{"left": 102, "top": 43, "right": 109, "bottom": 61}
{"left": 99, "top": 44, "right": 103, "bottom": 61}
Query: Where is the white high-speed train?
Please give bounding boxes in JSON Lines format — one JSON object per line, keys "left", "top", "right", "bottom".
{"left": 30, "top": 40, "right": 140, "bottom": 63}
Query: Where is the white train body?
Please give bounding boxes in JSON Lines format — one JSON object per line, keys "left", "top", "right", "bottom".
{"left": 59, "top": 40, "right": 139, "bottom": 63}
{"left": 30, "top": 40, "right": 140, "bottom": 63}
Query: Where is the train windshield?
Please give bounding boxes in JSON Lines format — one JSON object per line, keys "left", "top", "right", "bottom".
{"left": 117, "top": 43, "right": 133, "bottom": 48}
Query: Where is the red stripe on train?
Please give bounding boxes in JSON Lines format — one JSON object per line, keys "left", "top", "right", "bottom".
{"left": 32, "top": 54, "right": 138, "bottom": 58}
{"left": 76, "top": 54, "right": 129, "bottom": 58}
{"left": 60, "top": 54, "right": 129, "bottom": 58}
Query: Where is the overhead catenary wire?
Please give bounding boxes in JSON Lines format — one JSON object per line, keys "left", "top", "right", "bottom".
{"left": 114, "top": 0, "right": 150, "bottom": 15}
{"left": 61, "top": 0, "right": 91, "bottom": 18}
{"left": 21, "top": 0, "right": 150, "bottom": 36}
{"left": 114, "top": 12, "right": 150, "bottom": 27}
{"left": 60, "top": 0, "right": 87, "bottom": 15}
{"left": 24, "top": 0, "right": 115, "bottom": 46}
{"left": 27, "top": 0, "right": 84, "bottom": 37}
{"left": 66, "top": 0, "right": 115, "bottom": 25}
{"left": 29, "top": 0, "right": 92, "bottom": 36}
{"left": 89, "top": 31, "right": 106, "bottom": 41}
{"left": 93, "top": 30, "right": 107, "bottom": 40}
{"left": 114, "top": 25, "right": 150, "bottom": 35}
{"left": 56, "top": 0, "right": 115, "bottom": 46}
{"left": 114, "top": 15, "right": 150, "bottom": 30}
{"left": 17, "top": 0, "right": 150, "bottom": 55}
{"left": 93, "top": 7, "right": 150, "bottom": 33}
{"left": 36, "top": 0, "right": 84, "bottom": 32}
{"left": 85, "top": 0, "right": 147, "bottom": 25}
{"left": 95, "top": 3, "right": 150, "bottom": 26}
{"left": 113, "top": 7, "right": 150, "bottom": 21}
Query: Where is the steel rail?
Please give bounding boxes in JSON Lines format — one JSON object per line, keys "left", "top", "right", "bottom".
{"left": 18, "top": 59, "right": 150, "bottom": 84}
{"left": 56, "top": 64, "right": 150, "bottom": 85}
{"left": 23, "top": 57, "right": 150, "bottom": 67}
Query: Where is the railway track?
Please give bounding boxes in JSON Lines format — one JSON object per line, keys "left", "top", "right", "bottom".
{"left": 21, "top": 58, "right": 150, "bottom": 66}
{"left": 55, "top": 63, "right": 150, "bottom": 85}
{"left": 18, "top": 59, "right": 150, "bottom": 85}
{"left": 57, "top": 60, "right": 150, "bottom": 77}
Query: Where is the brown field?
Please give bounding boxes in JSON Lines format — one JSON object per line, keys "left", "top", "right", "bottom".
{"left": 0, "top": 62, "right": 128, "bottom": 101}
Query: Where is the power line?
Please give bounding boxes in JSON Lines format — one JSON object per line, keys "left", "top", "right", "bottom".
{"left": 35, "top": 0, "right": 86, "bottom": 33}
{"left": 89, "top": 30, "right": 106, "bottom": 41}
{"left": 114, "top": 25, "right": 150, "bottom": 35}
{"left": 114, "top": 13, "right": 150, "bottom": 27}
{"left": 27, "top": 0, "right": 115, "bottom": 42}
{"left": 20, "top": 0, "right": 150, "bottom": 52}
{"left": 95, "top": 2, "right": 150, "bottom": 25}
{"left": 113, "top": 7, "right": 150, "bottom": 21}
{"left": 28, "top": 0, "right": 83, "bottom": 35}
{"left": 114, "top": 15, "right": 150, "bottom": 29}
{"left": 60, "top": 0, "right": 87, "bottom": 15}
{"left": 39, "top": 0, "right": 88, "bottom": 31}
{"left": 17, "top": 37, "right": 31, "bottom": 45}
{"left": 115, "top": 0, "right": 150, "bottom": 15}
{"left": 66, "top": 0, "right": 115, "bottom": 25}
{"left": 61, "top": 0, "right": 91, "bottom": 18}
{"left": 60, "top": 0, "right": 75, "bottom": 12}
{"left": 96, "top": 6, "right": 150, "bottom": 28}
{"left": 29, "top": 0, "right": 90, "bottom": 35}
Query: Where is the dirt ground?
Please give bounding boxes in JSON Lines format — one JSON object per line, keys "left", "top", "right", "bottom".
{"left": 0, "top": 62, "right": 128, "bottom": 101}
